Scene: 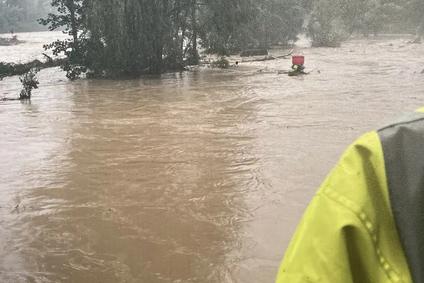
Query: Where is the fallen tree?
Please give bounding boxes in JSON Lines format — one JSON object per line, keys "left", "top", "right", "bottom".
{"left": 0, "top": 56, "right": 64, "bottom": 101}
{"left": 0, "top": 57, "right": 65, "bottom": 80}
{"left": 277, "top": 68, "right": 317, "bottom": 76}
{"left": 240, "top": 49, "right": 268, "bottom": 57}
{"left": 241, "top": 49, "right": 294, "bottom": 63}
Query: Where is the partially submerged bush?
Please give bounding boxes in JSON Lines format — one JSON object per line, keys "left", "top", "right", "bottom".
{"left": 0, "top": 35, "right": 23, "bottom": 46}
{"left": 19, "top": 68, "right": 40, "bottom": 99}
{"left": 211, "top": 57, "right": 230, "bottom": 69}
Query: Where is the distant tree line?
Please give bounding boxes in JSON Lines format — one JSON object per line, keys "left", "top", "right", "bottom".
{"left": 0, "top": 0, "right": 53, "bottom": 33}
{"left": 307, "top": 0, "right": 424, "bottom": 47}
{"left": 35, "top": 0, "right": 424, "bottom": 79}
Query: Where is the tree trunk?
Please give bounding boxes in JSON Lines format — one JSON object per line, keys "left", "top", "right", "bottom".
{"left": 68, "top": 0, "right": 79, "bottom": 48}
{"left": 191, "top": 0, "right": 199, "bottom": 65}
{"left": 150, "top": 1, "right": 164, "bottom": 74}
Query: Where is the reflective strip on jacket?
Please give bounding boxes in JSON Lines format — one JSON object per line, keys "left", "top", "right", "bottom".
{"left": 276, "top": 108, "right": 424, "bottom": 283}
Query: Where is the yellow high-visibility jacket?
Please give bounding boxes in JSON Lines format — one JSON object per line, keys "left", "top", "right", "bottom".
{"left": 276, "top": 108, "right": 424, "bottom": 283}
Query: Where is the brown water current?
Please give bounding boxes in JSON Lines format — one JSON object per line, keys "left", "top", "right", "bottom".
{"left": 0, "top": 31, "right": 423, "bottom": 282}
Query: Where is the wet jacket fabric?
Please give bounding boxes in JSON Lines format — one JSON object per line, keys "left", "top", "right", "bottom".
{"left": 276, "top": 108, "right": 424, "bottom": 283}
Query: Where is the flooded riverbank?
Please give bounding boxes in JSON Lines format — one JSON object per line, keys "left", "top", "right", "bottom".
{"left": 0, "top": 31, "right": 423, "bottom": 282}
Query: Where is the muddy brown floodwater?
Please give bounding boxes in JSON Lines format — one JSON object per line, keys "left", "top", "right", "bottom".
{"left": 0, "top": 31, "right": 423, "bottom": 283}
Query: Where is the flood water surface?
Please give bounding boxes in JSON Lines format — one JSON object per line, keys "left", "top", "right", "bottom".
{"left": 0, "top": 32, "right": 423, "bottom": 282}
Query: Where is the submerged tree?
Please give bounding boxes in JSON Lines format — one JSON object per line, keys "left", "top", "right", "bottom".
{"left": 39, "top": 0, "right": 308, "bottom": 78}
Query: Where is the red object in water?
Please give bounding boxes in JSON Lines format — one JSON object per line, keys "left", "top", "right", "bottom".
{"left": 292, "top": 56, "right": 305, "bottom": 65}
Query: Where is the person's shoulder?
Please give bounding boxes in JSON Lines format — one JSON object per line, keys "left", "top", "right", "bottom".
{"left": 378, "top": 108, "right": 424, "bottom": 133}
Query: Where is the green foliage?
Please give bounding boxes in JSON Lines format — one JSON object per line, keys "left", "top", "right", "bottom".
{"left": 38, "top": 0, "right": 88, "bottom": 80}
{"left": 19, "top": 68, "right": 40, "bottom": 99}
